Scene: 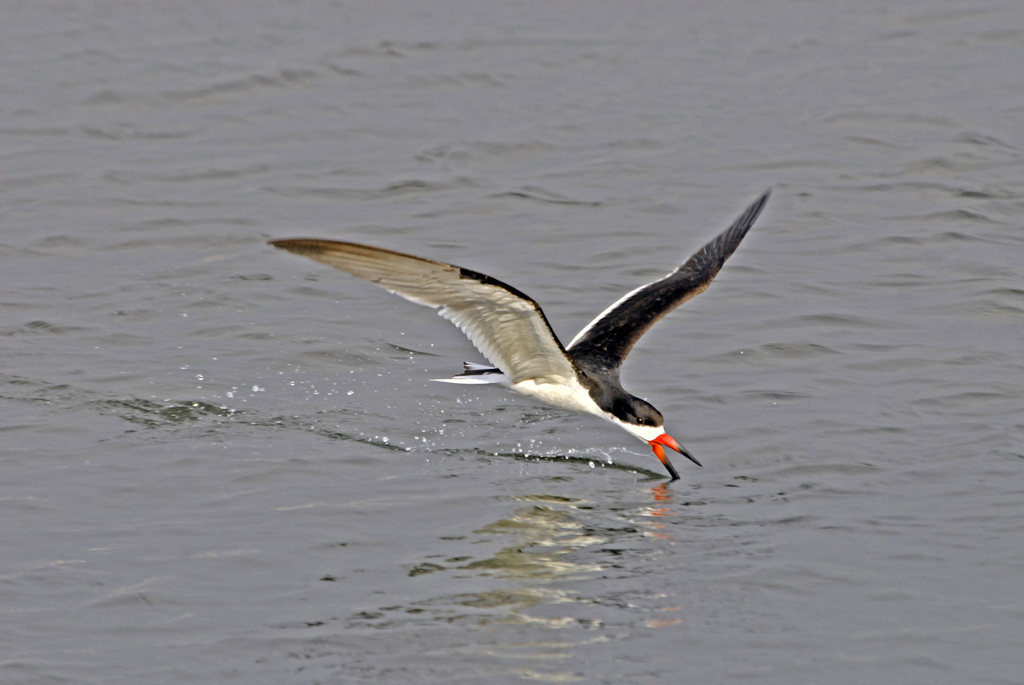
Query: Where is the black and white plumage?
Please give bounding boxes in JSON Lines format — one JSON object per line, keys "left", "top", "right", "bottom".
{"left": 270, "top": 190, "right": 769, "bottom": 479}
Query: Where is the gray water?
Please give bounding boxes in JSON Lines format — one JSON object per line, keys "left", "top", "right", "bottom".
{"left": 2, "top": 1, "right": 1023, "bottom": 683}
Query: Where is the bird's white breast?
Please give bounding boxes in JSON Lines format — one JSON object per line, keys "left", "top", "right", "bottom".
{"left": 509, "top": 376, "right": 607, "bottom": 418}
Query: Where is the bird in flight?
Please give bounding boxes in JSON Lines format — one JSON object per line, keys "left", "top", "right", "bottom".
{"left": 270, "top": 190, "right": 769, "bottom": 479}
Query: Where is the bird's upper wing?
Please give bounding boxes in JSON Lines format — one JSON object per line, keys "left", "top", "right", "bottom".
{"left": 269, "top": 239, "right": 580, "bottom": 385}
{"left": 567, "top": 190, "right": 770, "bottom": 370}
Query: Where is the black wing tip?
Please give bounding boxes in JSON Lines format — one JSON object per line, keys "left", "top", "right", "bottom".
{"left": 268, "top": 239, "right": 338, "bottom": 262}
{"left": 751, "top": 188, "right": 771, "bottom": 215}
{"left": 269, "top": 238, "right": 324, "bottom": 250}
{"left": 736, "top": 189, "right": 772, "bottom": 231}
{"left": 711, "top": 189, "right": 772, "bottom": 259}
{"left": 268, "top": 238, "right": 313, "bottom": 253}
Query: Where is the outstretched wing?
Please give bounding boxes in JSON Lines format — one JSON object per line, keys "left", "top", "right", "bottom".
{"left": 269, "top": 239, "right": 581, "bottom": 385}
{"left": 568, "top": 190, "right": 770, "bottom": 369}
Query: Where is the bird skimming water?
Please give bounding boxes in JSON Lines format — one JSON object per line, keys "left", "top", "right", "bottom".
{"left": 270, "top": 190, "right": 769, "bottom": 479}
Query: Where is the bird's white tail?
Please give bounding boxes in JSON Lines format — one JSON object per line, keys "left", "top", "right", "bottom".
{"left": 431, "top": 361, "right": 506, "bottom": 384}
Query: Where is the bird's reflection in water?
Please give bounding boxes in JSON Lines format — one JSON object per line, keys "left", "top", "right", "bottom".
{"left": 339, "top": 480, "right": 701, "bottom": 681}
{"left": 635, "top": 482, "right": 677, "bottom": 538}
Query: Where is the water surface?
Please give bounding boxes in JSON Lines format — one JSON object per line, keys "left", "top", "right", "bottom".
{"left": 2, "top": 1, "right": 1023, "bottom": 683}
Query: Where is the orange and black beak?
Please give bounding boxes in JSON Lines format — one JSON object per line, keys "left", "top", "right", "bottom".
{"left": 649, "top": 433, "right": 701, "bottom": 481}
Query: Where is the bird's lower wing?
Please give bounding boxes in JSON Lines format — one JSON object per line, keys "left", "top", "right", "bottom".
{"left": 270, "top": 239, "right": 581, "bottom": 385}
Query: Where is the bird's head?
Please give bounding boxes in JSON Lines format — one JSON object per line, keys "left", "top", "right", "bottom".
{"left": 614, "top": 397, "right": 702, "bottom": 480}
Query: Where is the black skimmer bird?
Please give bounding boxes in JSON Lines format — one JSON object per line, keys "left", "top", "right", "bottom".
{"left": 270, "top": 190, "right": 769, "bottom": 479}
